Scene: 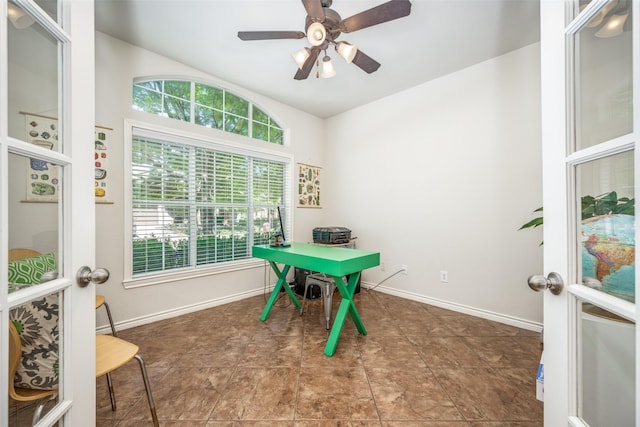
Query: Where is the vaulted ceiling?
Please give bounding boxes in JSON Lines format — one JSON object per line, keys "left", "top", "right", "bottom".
{"left": 95, "top": 0, "right": 540, "bottom": 118}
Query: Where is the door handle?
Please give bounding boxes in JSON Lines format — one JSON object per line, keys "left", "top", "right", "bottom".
{"left": 528, "top": 272, "right": 564, "bottom": 295}
{"left": 76, "top": 266, "right": 110, "bottom": 287}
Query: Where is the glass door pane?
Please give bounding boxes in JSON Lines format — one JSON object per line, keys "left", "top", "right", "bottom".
{"left": 577, "top": 150, "right": 634, "bottom": 302}
{"left": 6, "top": 151, "right": 63, "bottom": 424}
{"left": 579, "top": 300, "right": 635, "bottom": 424}
{"left": 34, "top": 0, "right": 58, "bottom": 24}
{"left": 7, "top": 0, "right": 61, "bottom": 152}
{"left": 8, "top": 290, "right": 62, "bottom": 426}
{"left": 574, "top": 0, "right": 633, "bottom": 150}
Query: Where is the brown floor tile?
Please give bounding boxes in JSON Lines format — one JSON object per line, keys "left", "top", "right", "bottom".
{"left": 209, "top": 367, "right": 298, "bottom": 420}
{"left": 95, "top": 290, "right": 543, "bottom": 425}
{"left": 240, "top": 335, "right": 303, "bottom": 367}
{"left": 469, "top": 423, "right": 543, "bottom": 427}
{"left": 206, "top": 422, "right": 293, "bottom": 427}
{"left": 381, "top": 423, "right": 471, "bottom": 427}
{"left": 366, "top": 367, "right": 463, "bottom": 421}
{"left": 296, "top": 422, "right": 381, "bottom": 427}
{"left": 296, "top": 367, "right": 378, "bottom": 420}
{"left": 406, "top": 336, "right": 484, "bottom": 368}
{"left": 148, "top": 366, "right": 235, "bottom": 421}
{"left": 433, "top": 368, "right": 543, "bottom": 421}
{"left": 462, "top": 336, "right": 541, "bottom": 368}
{"left": 359, "top": 335, "right": 427, "bottom": 369}
{"left": 301, "top": 334, "right": 363, "bottom": 368}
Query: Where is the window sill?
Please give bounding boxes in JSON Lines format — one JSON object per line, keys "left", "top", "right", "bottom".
{"left": 122, "top": 258, "right": 266, "bottom": 289}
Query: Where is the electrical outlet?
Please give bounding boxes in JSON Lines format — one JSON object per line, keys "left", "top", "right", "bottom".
{"left": 440, "top": 270, "right": 448, "bottom": 283}
{"left": 402, "top": 264, "right": 408, "bottom": 275}
{"left": 380, "top": 262, "right": 386, "bottom": 272}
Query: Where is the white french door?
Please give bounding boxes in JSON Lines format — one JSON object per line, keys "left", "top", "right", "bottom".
{"left": 1, "top": 0, "right": 96, "bottom": 425}
{"left": 540, "top": 0, "right": 638, "bottom": 425}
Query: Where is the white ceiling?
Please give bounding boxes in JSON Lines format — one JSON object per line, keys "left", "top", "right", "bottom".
{"left": 94, "top": 0, "right": 540, "bottom": 118}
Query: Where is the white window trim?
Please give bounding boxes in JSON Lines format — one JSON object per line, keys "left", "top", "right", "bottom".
{"left": 123, "top": 119, "right": 293, "bottom": 288}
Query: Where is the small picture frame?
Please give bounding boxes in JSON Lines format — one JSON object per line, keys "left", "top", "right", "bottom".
{"left": 298, "top": 163, "right": 321, "bottom": 208}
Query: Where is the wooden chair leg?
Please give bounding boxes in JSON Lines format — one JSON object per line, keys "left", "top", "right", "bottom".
{"left": 134, "top": 354, "right": 159, "bottom": 427}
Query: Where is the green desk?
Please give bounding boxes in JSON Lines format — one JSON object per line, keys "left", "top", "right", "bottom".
{"left": 252, "top": 242, "right": 380, "bottom": 356}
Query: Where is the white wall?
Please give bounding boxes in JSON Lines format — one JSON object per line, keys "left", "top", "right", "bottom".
{"left": 94, "top": 32, "right": 325, "bottom": 329}
{"left": 323, "top": 43, "right": 544, "bottom": 326}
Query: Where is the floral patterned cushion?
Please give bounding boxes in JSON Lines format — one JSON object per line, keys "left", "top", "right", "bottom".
{"left": 10, "top": 295, "right": 59, "bottom": 390}
{"left": 7, "top": 253, "right": 59, "bottom": 390}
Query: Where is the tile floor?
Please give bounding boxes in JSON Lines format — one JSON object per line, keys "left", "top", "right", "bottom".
{"left": 91, "top": 289, "right": 543, "bottom": 426}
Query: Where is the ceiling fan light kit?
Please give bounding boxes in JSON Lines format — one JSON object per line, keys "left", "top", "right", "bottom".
{"left": 237, "top": 0, "right": 412, "bottom": 80}
{"left": 319, "top": 55, "right": 337, "bottom": 78}
{"left": 335, "top": 41, "right": 357, "bottom": 63}
{"left": 307, "top": 22, "right": 327, "bottom": 46}
{"left": 292, "top": 47, "right": 311, "bottom": 69}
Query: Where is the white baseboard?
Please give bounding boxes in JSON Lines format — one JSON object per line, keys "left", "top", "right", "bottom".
{"left": 360, "top": 281, "right": 543, "bottom": 333}
{"left": 96, "top": 287, "right": 272, "bottom": 334}
{"left": 97, "top": 281, "right": 543, "bottom": 335}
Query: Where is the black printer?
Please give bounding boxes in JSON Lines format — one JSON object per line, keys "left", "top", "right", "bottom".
{"left": 312, "top": 226, "right": 352, "bottom": 244}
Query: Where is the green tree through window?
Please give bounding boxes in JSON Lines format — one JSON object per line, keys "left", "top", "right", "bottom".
{"left": 133, "top": 79, "right": 283, "bottom": 144}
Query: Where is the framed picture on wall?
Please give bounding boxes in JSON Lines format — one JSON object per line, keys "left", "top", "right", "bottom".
{"left": 298, "top": 163, "right": 321, "bottom": 208}
{"left": 24, "top": 113, "right": 59, "bottom": 202}
{"left": 22, "top": 112, "right": 112, "bottom": 203}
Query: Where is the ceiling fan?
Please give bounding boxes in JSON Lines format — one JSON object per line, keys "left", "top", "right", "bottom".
{"left": 237, "top": 0, "right": 412, "bottom": 80}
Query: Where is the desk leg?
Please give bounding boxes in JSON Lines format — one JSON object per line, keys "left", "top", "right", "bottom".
{"left": 324, "top": 272, "right": 366, "bottom": 357}
{"left": 259, "top": 263, "right": 301, "bottom": 322}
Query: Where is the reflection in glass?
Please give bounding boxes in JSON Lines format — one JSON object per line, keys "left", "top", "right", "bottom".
{"left": 8, "top": 152, "right": 60, "bottom": 284}
{"left": 7, "top": 2, "right": 34, "bottom": 29}
{"left": 578, "top": 151, "right": 634, "bottom": 302}
{"left": 573, "top": 0, "right": 633, "bottom": 150}
{"left": 8, "top": 3, "right": 61, "bottom": 150}
{"left": 7, "top": 290, "right": 62, "bottom": 426}
{"left": 579, "top": 301, "right": 635, "bottom": 425}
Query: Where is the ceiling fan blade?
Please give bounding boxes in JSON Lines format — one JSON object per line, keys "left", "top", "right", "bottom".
{"left": 301, "top": 0, "right": 325, "bottom": 21}
{"left": 294, "top": 48, "right": 320, "bottom": 80}
{"left": 339, "top": 0, "right": 412, "bottom": 33}
{"left": 237, "top": 31, "right": 305, "bottom": 41}
{"left": 351, "top": 50, "right": 381, "bottom": 74}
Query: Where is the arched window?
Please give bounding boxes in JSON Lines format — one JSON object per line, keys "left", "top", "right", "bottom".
{"left": 132, "top": 79, "right": 284, "bottom": 145}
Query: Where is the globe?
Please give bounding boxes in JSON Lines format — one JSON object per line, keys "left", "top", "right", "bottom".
{"left": 582, "top": 214, "right": 635, "bottom": 303}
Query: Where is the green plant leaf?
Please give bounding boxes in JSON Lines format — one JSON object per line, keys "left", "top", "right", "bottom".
{"left": 518, "top": 217, "right": 544, "bottom": 230}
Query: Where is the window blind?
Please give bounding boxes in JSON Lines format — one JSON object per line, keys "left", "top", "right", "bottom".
{"left": 131, "top": 133, "right": 289, "bottom": 277}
